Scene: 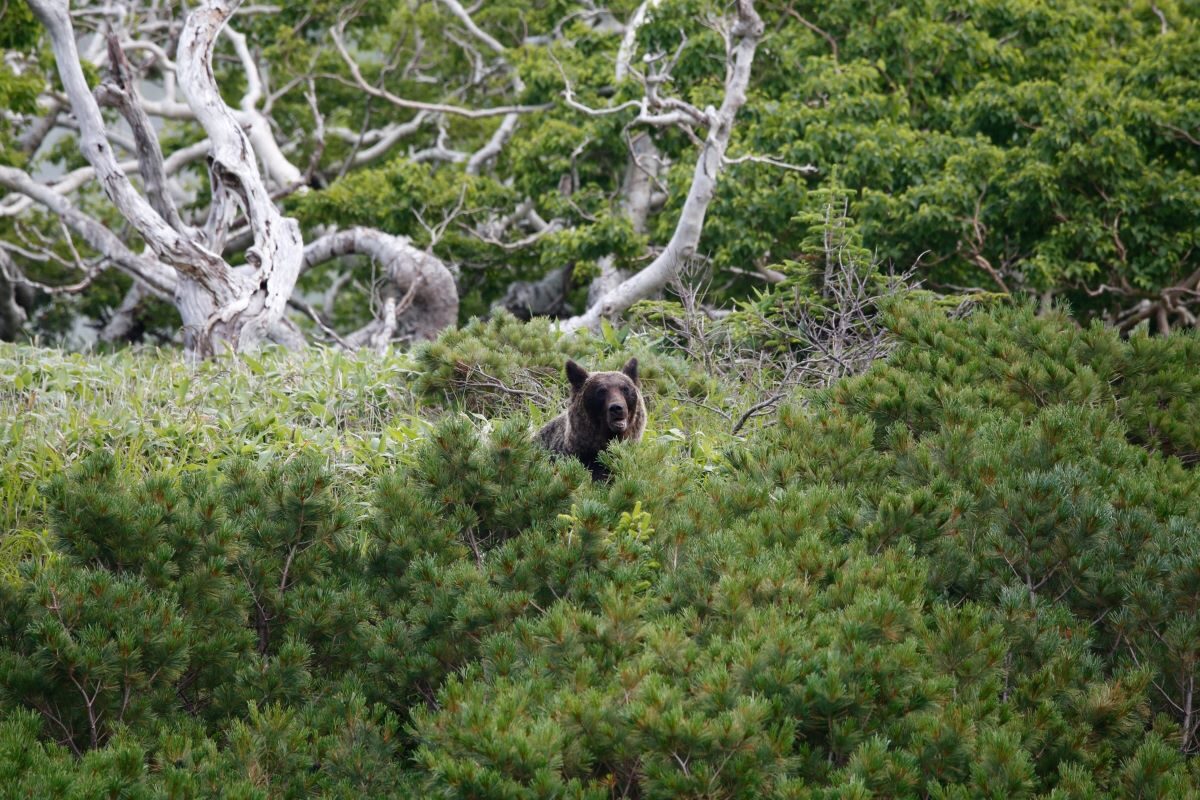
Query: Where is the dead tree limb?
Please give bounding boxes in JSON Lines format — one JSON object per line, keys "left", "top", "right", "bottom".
{"left": 0, "top": 165, "right": 178, "bottom": 298}
{"left": 302, "top": 228, "right": 459, "bottom": 347}
{"left": 176, "top": 0, "right": 305, "bottom": 352}
{"left": 560, "top": 0, "right": 766, "bottom": 333}
{"left": 27, "top": 0, "right": 236, "bottom": 308}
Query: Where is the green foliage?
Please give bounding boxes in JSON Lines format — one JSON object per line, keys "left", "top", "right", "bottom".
{"left": 0, "top": 63, "right": 40, "bottom": 168}
{"left": 0, "top": 452, "right": 408, "bottom": 794}
{"left": 7, "top": 0, "right": 1200, "bottom": 791}
{"left": 0, "top": 561, "right": 190, "bottom": 752}
{"left": 413, "top": 310, "right": 714, "bottom": 417}
{"left": 270, "top": 0, "right": 1200, "bottom": 328}
{"left": 3, "top": 304, "right": 1200, "bottom": 794}
{"left": 725, "top": 0, "right": 1200, "bottom": 322}
{"left": 363, "top": 414, "right": 589, "bottom": 712}
{"left": 0, "top": 343, "right": 426, "bottom": 537}
{"left": 413, "top": 311, "right": 595, "bottom": 413}
{"left": 837, "top": 300, "right": 1200, "bottom": 464}
{"left": 7, "top": 0, "right": 1200, "bottom": 339}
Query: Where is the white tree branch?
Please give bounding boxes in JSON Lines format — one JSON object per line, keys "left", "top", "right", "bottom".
{"left": 96, "top": 34, "right": 190, "bottom": 233}
{"left": 350, "top": 116, "right": 430, "bottom": 165}
{"left": 25, "top": 0, "right": 237, "bottom": 306}
{"left": 0, "top": 165, "right": 178, "bottom": 298}
{"left": 557, "top": 51, "right": 708, "bottom": 130}
{"left": 467, "top": 112, "right": 519, "bottom": 175}
{"left": 302, "top": 227, "right": 458, "bottom": 344}
{"left": 100, "top": 77, "right": 303, "bottom": 187}
{"left": 0, "top": 140, "right": 210, "bottom": 218}
{"left": 723, "top": 153, "right": 817, "bottom": 173}
{"left": 561, "top": 0, "right": 766, "bottom": 333}
{"left": 177, "top": 0, "right": 305, "bottom": 350}
{"left": 433, "top": 0, "right": 529, "bottom": 175}
{"left": 436, "top": 0, "right": 506, "bottom": 55}
{"left": 221, "top": 24, "right": 303, "bottom": 187}
{"left": 615, "top": 0, "right": 663, "bottom": 82}
{"left": 329, "top": 22, "right": 550, "bottom": 119}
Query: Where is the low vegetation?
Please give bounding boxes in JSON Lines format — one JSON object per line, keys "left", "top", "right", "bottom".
{"left": 2, "top": 299, "right": 1200, "bottom": 797}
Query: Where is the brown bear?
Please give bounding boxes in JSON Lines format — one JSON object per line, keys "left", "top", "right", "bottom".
{"left": 536, "top": 357, "right": 646, "bottom": 480}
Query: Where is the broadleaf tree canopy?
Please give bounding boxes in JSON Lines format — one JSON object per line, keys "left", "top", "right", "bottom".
{"left": 0, "top": 0, "right": 1198, "bottom": 352}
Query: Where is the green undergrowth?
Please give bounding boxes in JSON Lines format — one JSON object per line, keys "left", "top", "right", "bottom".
{"left": 414, "top": 312, "right": 725, "bottom": 418}
{"left": 1, "top": 302, "right": 1200, "bottom": 796}
{"left": 0, "top": 319, "right": 733, "bottom": 563}
{"left": 0, "top": 344, "right": 421, "bottom": 540}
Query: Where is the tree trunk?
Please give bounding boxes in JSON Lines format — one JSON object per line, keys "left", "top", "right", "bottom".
{"left": 25, "top": 0, "right": 304, "bottom": 358}
{"left": 493, "top": 265, "right": 574, "bottom": 319}
{"left": 302, "top": 228, "right": 459, "bottom": 349}
{"left": 561, "top": 0, "right": 765, "bottom": 333}
{"left": 0, "top": 253, "right": 30, "bottom": 342}
{"left": 586, "top": 131, "right": 665, "bottom": 308}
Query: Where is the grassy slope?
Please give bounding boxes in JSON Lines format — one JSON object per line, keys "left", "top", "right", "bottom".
{"left": 0, "top": 325, "right": 734, "bottom": 575}
{"left": 3, "top": 304, "right": 1200, "bottom": 795}
{"left": 0, "top": 345, "right": 422, "bottom": 561}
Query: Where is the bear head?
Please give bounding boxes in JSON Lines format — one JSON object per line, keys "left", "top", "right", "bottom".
{"left": 565, "top": 357, "right": 644, "bottom": 442}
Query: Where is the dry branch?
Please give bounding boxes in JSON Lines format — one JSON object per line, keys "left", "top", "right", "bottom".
{"left": 176, "top": 0, "right": 305, "bottom": 352}
{"left": 560, "top": 0, "right": 767, "bottom": 333}
{"left": 302, "top": 228, "right": 459, "bottom": 346}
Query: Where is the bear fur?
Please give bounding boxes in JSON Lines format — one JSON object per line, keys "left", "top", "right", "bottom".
{"left": 536, "top": 357, "right": 646, "bottom": 479}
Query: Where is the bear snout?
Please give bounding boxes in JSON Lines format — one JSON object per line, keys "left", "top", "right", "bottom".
{"left": 607, "top": 399, "right": 629, "bottom": 432}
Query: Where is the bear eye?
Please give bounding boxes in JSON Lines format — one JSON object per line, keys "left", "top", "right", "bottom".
{"left": 585, "top": 385, "right": 608, "bottom": 414}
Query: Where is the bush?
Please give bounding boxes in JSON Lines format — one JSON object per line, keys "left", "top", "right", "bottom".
{"left": 413, "top": 310, "right": 717, "bottom": 419}
{"left": 2, "top": 304, "right": 1200, "bottom": 796}
{"left": 0, "top": 343, "right": 428, "bottom": 540}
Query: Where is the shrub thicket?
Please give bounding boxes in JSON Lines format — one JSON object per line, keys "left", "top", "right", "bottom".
{"left": 1, "top": 302, "right": 1200, "bottom": 797}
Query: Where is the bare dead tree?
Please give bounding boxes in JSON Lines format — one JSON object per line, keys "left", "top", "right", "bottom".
{"left": 302, "top": 228, "right": 458, "bottom": 351}
{"left": 2, "top": 0, "right": 818, "bottom": 350}
{"left": 560, "top": 0, "right": 816, "bottom": 333}
{"left": 1092, "top": 259, "right": 1200, "bottom": 335}
{"left": 475, "top": 0, "right": 815, "bottom": 326}
{"left": 2, "top": 0, "right": 459, "bottom": 357}
{"left": 586, "top": 130, "right": 668, "bottom": 309}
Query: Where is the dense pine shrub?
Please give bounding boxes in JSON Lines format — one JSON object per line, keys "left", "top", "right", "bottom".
{"left": 2, "top": 303, "right": 1200, "bottom": 796}
{"left": 414, "top": 311, "right": 720, "bottom": 420}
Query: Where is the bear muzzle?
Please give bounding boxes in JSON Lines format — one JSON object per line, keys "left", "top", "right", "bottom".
{"left": 607, "top": 401, "right": 629, "bottom": 433}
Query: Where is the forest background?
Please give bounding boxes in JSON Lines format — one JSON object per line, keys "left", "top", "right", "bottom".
{"left": 2, "top": 0, "right": 1200, "bottom": 797}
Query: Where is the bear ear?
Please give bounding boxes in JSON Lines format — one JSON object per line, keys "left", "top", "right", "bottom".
{"left": 621, "top": 357, "right": 639, "bottom": 384}
{"left": 565, "top": 359, "right": 589, "bottom": 391}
